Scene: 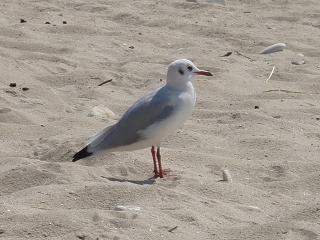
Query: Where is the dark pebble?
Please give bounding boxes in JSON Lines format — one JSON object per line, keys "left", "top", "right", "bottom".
{"left": 45, "top": 21, "right": 50, "bottom": 24}
{"left": 129, "top": 46, "right": 134, "bottom": 49}
{"left": 0, "top": 229, "right": 4, "bottom": 234}
{"left": 62, "top": 21, "right": 67, "bottom": 24}
{"left": 138, "top": 32, "right": 142, "bottom": 35}
{"left": 9, "top": 83, "right": 17, "bottom": 87}
{"left": 22, "top": 87, "right": 29, "bottom": 91}
{"left": 316, "top": 117, "right": 320, "bottom": 120}
{"left": 20, "top": 18, "right": 27, "bottom": 23}
{"left": 254, "top": 105, "right": 259, "bottom": 109}
{"left": 221, "top": 51, "right": 232, "bottom": 57}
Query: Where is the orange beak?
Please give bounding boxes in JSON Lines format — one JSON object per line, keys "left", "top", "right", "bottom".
{"left": 195, "top": 70, "right": 213, "bottom": 76}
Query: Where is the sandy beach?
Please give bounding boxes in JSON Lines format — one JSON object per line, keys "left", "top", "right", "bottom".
{"left": 0, "top": 0, "right": 320, "bottom": 239}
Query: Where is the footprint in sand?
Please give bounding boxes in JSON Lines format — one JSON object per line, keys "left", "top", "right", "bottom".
{"left": 285, "top": 228, "right": 318, "bottom": 240}
{"left": 0, "top": 107, "right": 33, "bottom": 124}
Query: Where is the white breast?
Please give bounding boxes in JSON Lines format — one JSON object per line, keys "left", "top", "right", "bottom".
{"left": 140, "top": 82, "right": 196, "bottom": 145}
{"left": 112, "top": 82, "right": 196, "bottom": 151}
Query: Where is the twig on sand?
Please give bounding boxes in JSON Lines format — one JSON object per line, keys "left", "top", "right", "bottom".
{"left": 98, "top": 79, "right": 113, "bottom": 86}
{"left": 168, "top": 226, "right": 178, "bottom": 233}
{"left": 234, "top": 51, "right": 255, "bottom": 61}
{"left": 265, "top": 66, "right": 275, "bottom": 83}
{"left": 264, "top": 89, "right": 303, "bottom": 94}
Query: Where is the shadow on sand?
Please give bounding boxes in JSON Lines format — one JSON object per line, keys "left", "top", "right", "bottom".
{"left": 101, "top": 176, "right": 156, "bottom": 185}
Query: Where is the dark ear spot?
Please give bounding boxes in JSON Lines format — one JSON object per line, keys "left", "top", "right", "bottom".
{"left": 178, "top": 68, "right": 184, "bottom": 75}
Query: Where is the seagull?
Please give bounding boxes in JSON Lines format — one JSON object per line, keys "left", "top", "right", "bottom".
{"left": 73, "top": 59, "right": 212, "bottom": 178}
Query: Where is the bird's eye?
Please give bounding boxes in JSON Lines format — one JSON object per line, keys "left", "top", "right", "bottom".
{"left": 187, "top": 66, "right": 193, "bottom": 71}
{"left": 178, "top": 68, "right": 184, "bottom": 75}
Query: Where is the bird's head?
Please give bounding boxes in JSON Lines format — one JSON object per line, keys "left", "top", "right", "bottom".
{"left": 166, "top": 59, "right": 212, "bottom": 88}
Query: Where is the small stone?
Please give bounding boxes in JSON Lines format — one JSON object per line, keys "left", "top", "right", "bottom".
{"left": 129, "top": 46, "right": 134, "bottom": 49}
{"left": 0, "top": 229, "right": 4, "bottom": 234}
{"left": 138, "top": 32, "right": 142, "bottom": 35}
{"left": 45, "top": 21, "right": 51, "bottom": 24}
{"left": 62, "top": 20, "right": 67, "bottom": 24}
{"left": 221, "top": 51, "right": 232, "bottom": 57}
{"left": 254, "top": 105, "right": 259, "bottom": 109}
{"left": 291, "top": 59, "right": 305, "bottom": 65}
{"left": 76, "top": 234, "right": 86, "bottom": 240}
{"left": 9, "top": 83, "right": 16, "bottom": 87}
{"left": 316, "top": 117, "right": 320, "bottom": 121}
{"left": 222, "top": 169, "right": 232, "bottom": 182}
{"left": 22, "top": 87, "right": 29, "bottom": 91}
{"left": 20, "top": 18, "right": 27, "bottom": 23}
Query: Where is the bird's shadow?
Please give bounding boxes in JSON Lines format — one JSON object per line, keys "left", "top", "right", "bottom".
{"left": 101, "top": 176, "right": 156, "bottom": 185}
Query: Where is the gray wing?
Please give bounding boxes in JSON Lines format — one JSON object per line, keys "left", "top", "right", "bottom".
{"left": 88, "top": 86, "right": 178, "bottom": 152}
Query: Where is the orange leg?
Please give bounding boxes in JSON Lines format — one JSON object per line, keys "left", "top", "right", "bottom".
{"left": 151, "top": 146, "right": 158, "bottom": 176}
{"left": 156, "top": 147, "right": 164, "bottom": 178}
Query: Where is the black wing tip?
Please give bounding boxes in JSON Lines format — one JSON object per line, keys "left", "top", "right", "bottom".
{"left": 72, "top": 146, "right": 93, "bottom": 162}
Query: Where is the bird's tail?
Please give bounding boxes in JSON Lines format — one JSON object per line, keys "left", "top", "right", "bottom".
{"left": 72, "top": 146, "right": 93, "bottom": 162}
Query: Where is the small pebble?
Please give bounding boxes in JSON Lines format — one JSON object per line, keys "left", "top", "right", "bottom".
{"left": 45, "top": 21, "right": 51, "bottom": 24}
{"left": 291, "top": 59, "right": 305, "bottom": 65}
{"left": 221, "top": 51, "right": 232, "bottom": 57}
{"left": 76, "top": 234, "right": 86, "bottom": 240}
{"left": 62, "top": 20, "right": 67, "bottom": 24}
{"left": 138, "top": 32, "right": 142, "bottom": 35}
{"left": 22, "top": 87, "right": 29, "bottom": 91}
{"left": 129, "top": 46, "right": 134, "bottom": 49}
{"left": 9, "top": 83, "right": 16, "bottom": 87}
{"left": 316, "top": 117, "right": 320, "bottom": 121}
{"left": 222, "top": 169, "right": 232, "bottom": 182}
{"left": 20, "top": 18, "right": 26, "bottom": 23}
{"left": 254, "top": 105, "right": 259, "bottom": 109}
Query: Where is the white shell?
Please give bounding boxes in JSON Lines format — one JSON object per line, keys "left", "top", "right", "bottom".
{"left": 88, "top": 105, "right": 115, "bottom": 118}
{"left": 259, "top": 43, "right": 286, "bottom": 54}
{"left": 115, "top": 205, "right": 141, "bottom": 211}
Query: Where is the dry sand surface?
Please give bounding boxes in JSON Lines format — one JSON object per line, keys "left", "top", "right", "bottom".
{"left": 1, "top": 0, "right": 320, "bottom": 239}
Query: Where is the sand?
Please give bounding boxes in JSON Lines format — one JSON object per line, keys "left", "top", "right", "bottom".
{"left": 0, "top": 0, "right": 320, "bottom": 239}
